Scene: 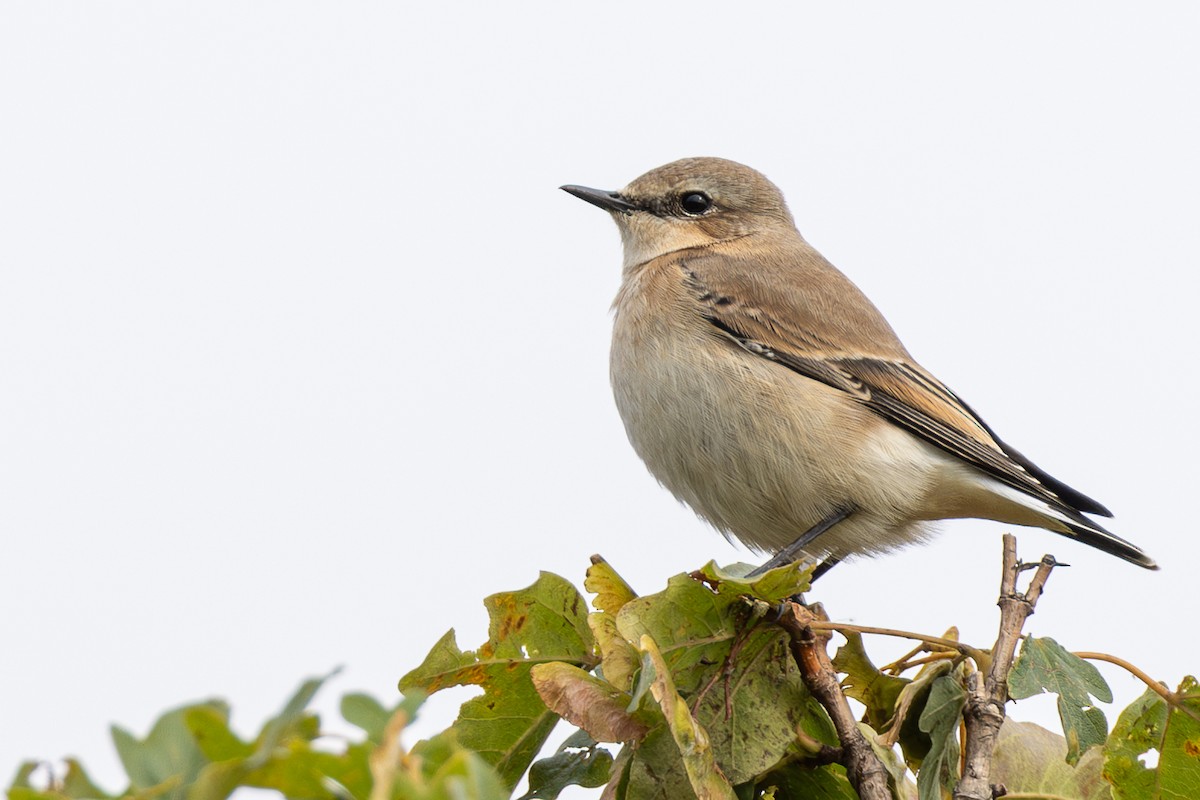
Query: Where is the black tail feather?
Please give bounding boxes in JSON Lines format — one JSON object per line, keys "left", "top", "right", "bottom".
{"left": 1058, "top": 510, "right": 1157, "bottom": 570}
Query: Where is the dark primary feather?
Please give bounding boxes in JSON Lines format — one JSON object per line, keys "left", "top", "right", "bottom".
{"left": 992, "top": 441, "right": 1112, "bottom": 517}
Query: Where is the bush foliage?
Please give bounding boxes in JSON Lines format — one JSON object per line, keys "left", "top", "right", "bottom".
{"left": 10, "top": 556, "right": 1199, "bottom": 799}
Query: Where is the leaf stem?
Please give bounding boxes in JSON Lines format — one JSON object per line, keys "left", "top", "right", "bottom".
{"left": 1073, "top": 651, "right": 1200, "bottom": 723}
{"left": 891, "top": 653, "right": 958, "bottom": 672}
{"left": 807, "top": 621, "right": 989, "bottom": 667}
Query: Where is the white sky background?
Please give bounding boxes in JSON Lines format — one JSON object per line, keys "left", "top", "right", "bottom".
{"left": 2, "top": 2, "right": 1198, "bottom": 794}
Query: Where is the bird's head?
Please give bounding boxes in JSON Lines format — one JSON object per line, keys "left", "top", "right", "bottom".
{"left": 562, "top": 157, "right": 796, "bottom": 271}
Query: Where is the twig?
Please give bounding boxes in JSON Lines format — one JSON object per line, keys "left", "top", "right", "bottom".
{"left": 808, "top": 620, "right": 989, "bottom": 666}
{"left": 954, "top": 534, "right": 1057, "bottom": 800}
{"left": 776, "top": 601, "right": 891, "bottom": 800}
{"left": 1074, "top": 651, "right": 1176, "bottom": 705}
{"left": 1074, "top": 651, "right": 1200, "bottom": 723}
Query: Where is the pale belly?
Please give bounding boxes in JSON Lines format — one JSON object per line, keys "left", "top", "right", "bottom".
{"left": 610, "top": 316, "right": 950, "bottom": 560}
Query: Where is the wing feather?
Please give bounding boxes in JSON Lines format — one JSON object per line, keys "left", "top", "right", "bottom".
{"left": 677, "top": 250, "right": 1109, "bottom": 517}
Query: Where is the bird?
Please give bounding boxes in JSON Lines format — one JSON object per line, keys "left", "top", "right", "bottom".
{"left": 561, "top": 157, "right": 1156, "bottom": 575}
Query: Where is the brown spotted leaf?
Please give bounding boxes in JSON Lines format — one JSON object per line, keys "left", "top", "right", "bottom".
{"left": 615, "top": 568, "right": 836, "bottom": 786}
{"left": 642, "top": 635, "right": 738, "bottom": 800}
{"left": 1103, "top": 676, "right": 1200, "bottom": 799}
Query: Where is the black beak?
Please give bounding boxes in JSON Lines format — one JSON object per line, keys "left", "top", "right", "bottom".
{"left": 560, "top": 185, "right": 639, "bottom": 216}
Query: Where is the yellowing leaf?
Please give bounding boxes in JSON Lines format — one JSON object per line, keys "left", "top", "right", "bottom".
{"left": 695, "top": 560, "right": 812, "bottom": 603}
{"left": 588, "top": 611, "right": 639, "bottom": 693}
{"left": 586, "top": 556, "right": 638, "bottom": 615}
{"left": 641, "top": 635, "right": 737, "bottom": 800}
{"left": 832, "top": 631, "right": 909, "bottom": 732}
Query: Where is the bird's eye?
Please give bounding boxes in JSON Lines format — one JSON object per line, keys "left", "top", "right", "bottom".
{"left": 679, "top": 192, "right": 712, "bottom": 215}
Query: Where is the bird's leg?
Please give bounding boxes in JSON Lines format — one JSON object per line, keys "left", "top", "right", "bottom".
{"left": 745, "top": 506, "right": 854, "bottom": 579}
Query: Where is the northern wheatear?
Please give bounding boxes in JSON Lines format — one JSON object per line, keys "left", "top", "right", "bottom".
{"left": 563, "top": 157, "right": 1155, "bottom": 573}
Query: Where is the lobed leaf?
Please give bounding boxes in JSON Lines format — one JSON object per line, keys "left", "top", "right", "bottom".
{"left": 832, "top": 631, "right": 909, "bottom": 732}
{"left": 1010, "top": 636, "right": 1112, "bottom": 764}
{"left": 1103, "top": 675, "right": 1200, "bottom": 799}
{"left": 695, "top": 561, "right": 813, "bottom": 604}
{"left": 586, "top": 557, "right": 640, "bottom": 693}
{"left": 111, "top": 701, "right": 230, "bottom": 799}
{"left": 519, "top": 730, "right": 615, "bottom": 800}
{"left": 399, "top": 572, "right": 596, "bottom": 789}
{"left": 614, "top": 568, "right": 836, "bottom": 786}
{"left": 586, "top": 557, "right": 638, "bottom": 615}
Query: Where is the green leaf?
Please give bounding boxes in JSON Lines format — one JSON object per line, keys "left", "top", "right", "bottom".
{"left": 991, "top": 719, "right": 1111, "bottom": 799}
{"left": 9, "top": 762, "right": 41, "bottom": 792}
{"left": 111, "top": 701, "right": 230, "bottom": 798}
{"left": 7, "top": 683, "right": 441, "bottom": 800}
{"left": 252, "top": 669, "right": 335, "bottom": 765}
{"left": 1103, "top": 676, "right": 1200, "bottom": 800}
{"left": 184, "top": 706, "right": 252, "bottom": 763}
{"left": 407, "top": 732, "right": 511, "bottom": 800}
{"left": 399, "top": 572, "right": 596, "bottom": 789}
{"left": 519, "top": 730, "right": 615, "bottom": 799}
{"left": 890, "top": 656, "right": 954, "bottom": 767}
{"left": 186, "top": 671, "right": 341, "bottom": 800}
{"left": 917, "top": 674, "right": 965, "bottom": 800}
{"left": 340, "top": 691, "right": 416, "bottom": 744}
{"left": 752, "top": 763, "right": 859, "bottom": 799}
{"left": 615, "top": 569, "right": 789, "bottom": 695}
{"left": 695, "top": 560, "right": 812, "bottom": 604}
{"left": 61, "top": 760, "right": 115, "bottom": 800}
{"left": 600, "top": 745, "right": 635, "bottom": 800}
{"left": 1009, "top": 636, "right": 1112, "bottom": 764}
{"left": 623, "top": 724, "right": 694, "bottom": 800}
{"left": 6, "top": 759, "right": 118, "bottom": 800}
